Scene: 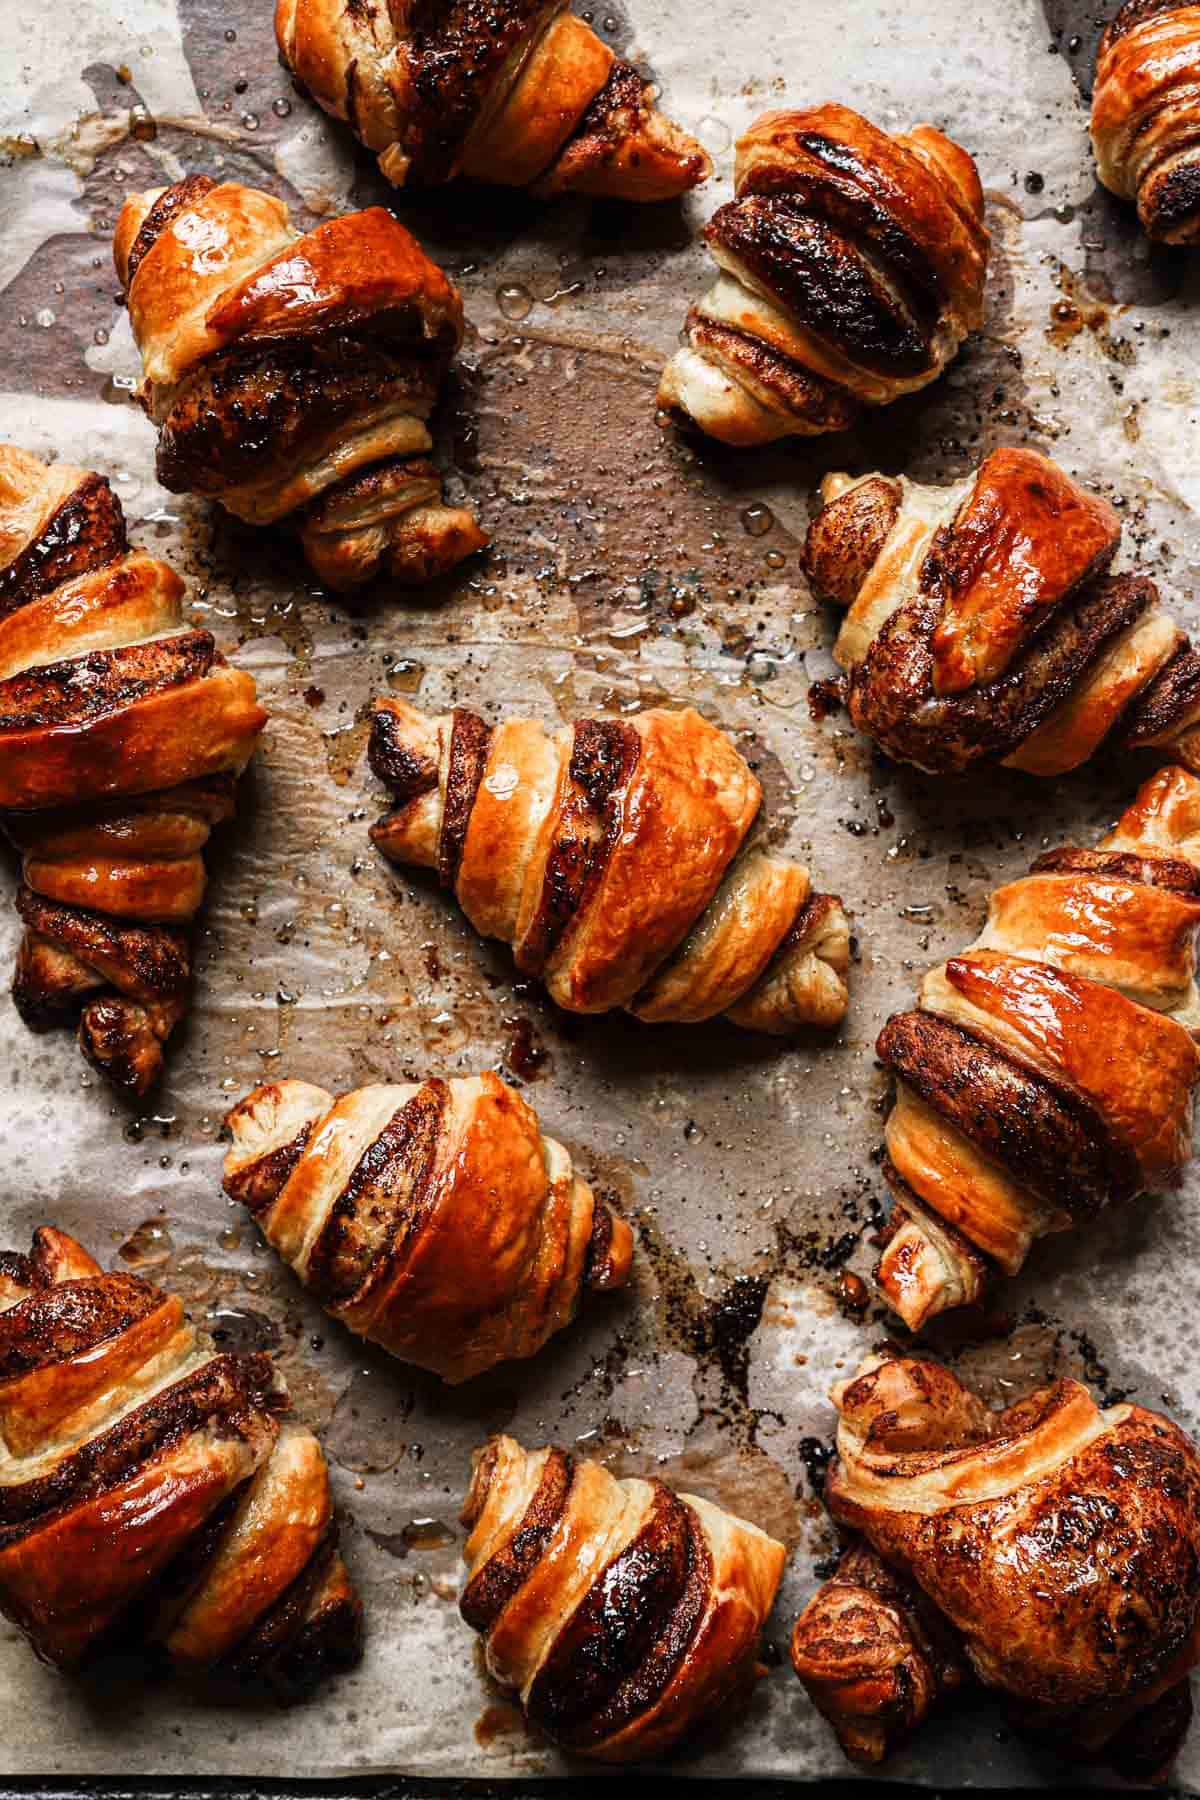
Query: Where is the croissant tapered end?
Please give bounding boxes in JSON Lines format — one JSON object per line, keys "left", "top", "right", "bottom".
{"left": 799, "top": 1350, "right": 1200, "bottom": 1774}
{"left": 222, "top": 1071, "right": 631, "bottom": 1384}
{"left": 0, "top": 447, "right": 265, "bottom": 1093}
{"left": 657, "top": 103, "right": 989, "bottom": 447}
{"left": 804, "top": 445, "right": 1200, "bottom": 778}
{"left": 530, "top": 60, "right": 711, "bottom": 202}
{"left": 867, "top": 766, "right": 1200, "bottom": 1328}
{"left": 275, "top": 0, "right": 707, "bottom": 201}
{"left": 459, "top": 1434, "right": 786, "bottom": 1761}
{"left": 0, "top": 1227, "right": 361, "bottom": 1689}
{"left": 790, "top": 1542, "right": 967, "bottom": 1764}
{"left": 366, "top": 696, "right": 850, "bottom": 1033}
{"left": 113, "top": 178, "right": 484, "bottom": 594}
{"left": 1093, "top": 2, "right": 1200, "bottom": 242}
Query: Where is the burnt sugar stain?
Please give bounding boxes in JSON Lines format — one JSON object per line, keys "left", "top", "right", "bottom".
{"left": 634, "top": 1212, "right": 770, "bottom": 1439}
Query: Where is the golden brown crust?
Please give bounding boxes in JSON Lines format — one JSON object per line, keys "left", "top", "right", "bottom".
{"left": 459, "top": 1434, "right": 785, "bottom": 1760}
{"left": 221, "top": 1072, "right": 633, "bottom": 1384}
{"left": 0, "top": 447, "right": 265, "bottom": 1095}
{"left": 807, "top": 447, "right": 1200, "bottom": 777}
{"left": 367, "top": 698, "right": 850, "bottom": 1033}
{"left": 1093, "top": 3, "right": 1200, "bottom": 241}
{"left": 873, "top": 766, "right": 1200, "bottom": 1327}
{"left": 114, "top": 178, "right": 485, "bottom": 592}
{"left": 0, "top": 1226, "right": 361, "bottom": 1687}
{"left": 798, "top": 1352, "right": 1200, "bottom": 1774}
{"left": 658, "top": 103, "right": 989, "bottom": 446}
{"left": 275, "top": 0, "right": 708, "bottom": 199}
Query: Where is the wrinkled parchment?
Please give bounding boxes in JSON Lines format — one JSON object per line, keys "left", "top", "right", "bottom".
{"left": 2, "top": 0, "right": 1199, "bottom": 1783}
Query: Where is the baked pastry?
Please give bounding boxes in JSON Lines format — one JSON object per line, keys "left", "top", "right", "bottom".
{"left": 459, "top": 1432, "right": 786, "bottom": 1760}
{"left": 657, "top": 104, "right": 989, "bottom": 446}
{"left": 0, "top": 446, "right": 266, "bottom": 1094}
{"left": 791, "top": 1351, "right": 1200, "bottom": 1778}
{"left": 789, "top": 1538, "right": 967, "bottom": 1764}
{"left": 804, "top": 446, "right": 1200, "bottom": 775}
{"left": 0, "top": 1225, "right": 362, "bottom": 1688}
{"left": 873, "top": 763, "right": 1200, "bottom": 1328}
{"left": 275, "top": 0, "right": 710, "bottom": 201}
{"left": 114, "top": 176, "right": 486, "bottom": 592}
{"left": 367, "top": 697, "right": 850, "bottom": 1032}
{"left": 1093, "top": 1, "right": 1200, "bottom": 242}
{"left": 222, "top": 1070, "right": 633, "bottom": 1383}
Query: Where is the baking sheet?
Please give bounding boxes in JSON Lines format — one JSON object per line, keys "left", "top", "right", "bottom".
{"left": 2, "top": 0, "right": 1200, "bottom": 1783}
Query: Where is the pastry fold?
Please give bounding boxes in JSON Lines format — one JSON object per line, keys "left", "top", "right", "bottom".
{"left": 0, "top": 446, "right": 266, "bottom": 1092}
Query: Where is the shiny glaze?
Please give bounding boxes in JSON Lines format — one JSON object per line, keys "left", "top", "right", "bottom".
{"left": 0, "top": 447, "right": 265, "bottom": 1093}
{"left": 368, "top": 698, "right": 850, "bottom": 1032}
{"left": 0, "top": 1226, "right": 361, "bottom": 1685}
{"left": 223, "top": 1072, "right": 633, "bottom": 1385}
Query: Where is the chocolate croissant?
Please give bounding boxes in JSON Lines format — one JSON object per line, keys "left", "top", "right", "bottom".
{"left": 367, "top": 698, "right": 850, "bottom": 1033}
{"left": 804, "top": 446, "right": 1200, "bottom": 776}
{"left": 1093, "top": 1, "right": 1200, "bottom": 242}
{"left": 459, "top": 1433, "right": 786, "bottom": 1760}
{"left": 0, "top": 1225, "right": 362, "bottom": 1688}
{"left": 657, "top": 105, "right": 989, "bottom": 446}
{"left": 792, "top": 1352, "right": 1200, "bottom": 1778}
{"left": 222, "top": 1070, "right": 632, "bottom": 1383}
{"left": 275, "top": 0, "right": 709, "bottom": 202}
{"left": 0, "top": 447, "right": 266, "bottom": 1094}
{"left": 874, "top": 763, "right": 1200, "bottom": 1329}
{"left": 113, "top": 176, "right": 486, "bottom": 593}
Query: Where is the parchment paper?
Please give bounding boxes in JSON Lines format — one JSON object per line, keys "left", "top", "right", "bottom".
{"left": 2, "top": 0, "right": 1199, "bottom": 1783}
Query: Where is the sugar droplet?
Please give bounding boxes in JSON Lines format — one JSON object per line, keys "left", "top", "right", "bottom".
{"left": 496, "top": 282, "right": 532, "bottom": 321}
{"left": 695, "top": 115, "right": 731, "bottom": 156}
{"left": 741, "top": 501, "right": 774, "bottom": 536}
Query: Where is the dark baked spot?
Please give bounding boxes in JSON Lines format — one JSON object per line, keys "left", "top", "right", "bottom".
{"left": 438, "top": 707, "right": 492, "bottom": 889}
{"left": 304, "top": 1080, "right": 449, "bottom": 1307}
{"left": 0, "top": 473, "right": 127, "bottom": 622}
{"left": 460, "top": 1446, "right": 575, "bottom": 1633}
{"left": 368, "top": 707, "right": 440, "bottom": 801}
{"left": 682, "top": 310, "right": 860, "bottom": 433}
{"left": 0, "top": 1273, "right": 161, "bottom": 1380}
{"left": 517, "top": 717, "right": 639, "bottom": 973}
{"left": 155, "top": 337, "right": 441, "bottom": 498}
{"left": 525, "top": 1484, "right": 711, "bottom": 1749}
{"left": 850, "top": 571, "right": 1149, "bottom": 773}
{"left": 803, "top": 475, "right": 902, "bottom": 607}
{"left": 224, "top": 1125, "right": 314, "bottom": 1218}
{"left": 877, "top": 1009, "right": 1142, "bottom": 1218}
{"left": 0, "top": 630, "right": 215, "bottom": 733}
{"left": 1030, "top": 846, "right": 1200, "bottom": 897}
{"left": 1121, "top": 639, "right": 1200, "bottom": 747}
{"left": 0, "top": 1352, "right": 278, "bottom": 1545}
{"left": 707, "top": 196, "right": 933, "bottom": 377}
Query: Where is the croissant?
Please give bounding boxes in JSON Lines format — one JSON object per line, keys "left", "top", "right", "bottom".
{"left": 1093, "top": 1, "right": 1200, "bottom": 242}
{"left": 367, "top": 697, "right": 850, "bottom": 1033}
{"left": 113, "top": 176, "right": 486, "bottom": 593}
{"left": 275, "top": 0, "right": 709, "bottom": 202}
{"left": 656, "top": 105, "right": 989, "bottom": 446}
{"left": 789, "top": 1539, "right": 967, "bottom": 1764}
{"left": 222, "top": 1070, "right": 632, "bottom": 1383}
{"left": 804, "top": 445, "right": 1200, "bottom": 776}
{"left": 872, "top": 763, "right": 1200, "bottom": 1329}
{"left": 791, "top": 1351, "right": 1200, "bottom": 1778}
{"left": 0, "top": 1225, "right": 362, "bottom": 1688}
{"left": 0, "top": 447, "right": 266, "bottom": 1094}
{"left": 459, "top": 1432, "right": 786, "bottom": 1760}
